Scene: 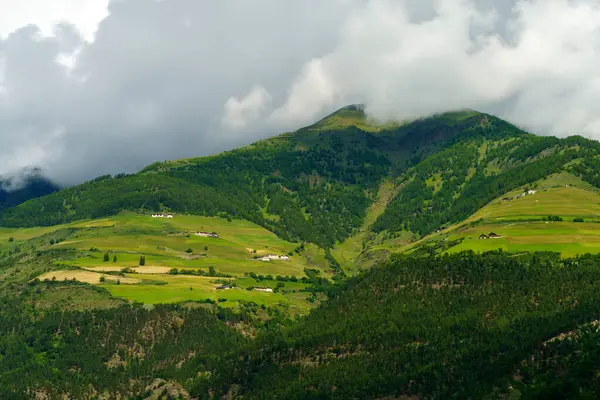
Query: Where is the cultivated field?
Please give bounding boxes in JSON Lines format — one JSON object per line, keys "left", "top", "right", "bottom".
{"left": 401, "top": 173, "right": 600, "bottom": 257}
{"left": 23, "top": 212, "right": 328, "bottom": 311}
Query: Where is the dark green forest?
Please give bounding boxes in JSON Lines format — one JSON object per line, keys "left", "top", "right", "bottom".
{"left": 3, "top": 251, "right": 600, "bottom": 398}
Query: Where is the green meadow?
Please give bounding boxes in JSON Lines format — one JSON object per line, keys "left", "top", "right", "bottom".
{"left": 401, "top": 173, "right": 600, "bottom": 257}
{"left": 25, "top": 212, "right": 329, "bottom": 311}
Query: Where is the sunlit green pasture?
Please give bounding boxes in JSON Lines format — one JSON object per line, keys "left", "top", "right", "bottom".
{"left": 102, "top": 274, "right": 312, "bottom": 313}
{"left": 23, "top": 212, "right": 324, "bottom": 311}
{"left": 391, "top": 173, "right": 600, "bottom": 258}
{"left": 445, "top": 221, "right": 600, "bottom": 257}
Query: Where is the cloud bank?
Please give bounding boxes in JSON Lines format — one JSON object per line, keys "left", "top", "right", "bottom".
{"left": 2, "top": 0, "right": 600, "bottom": 185}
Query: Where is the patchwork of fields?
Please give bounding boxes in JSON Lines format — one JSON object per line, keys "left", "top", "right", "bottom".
{"left": 28, "top": 212, "right": 330, "bottom": 313}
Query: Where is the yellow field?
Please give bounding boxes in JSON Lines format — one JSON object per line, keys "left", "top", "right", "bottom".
{"left": 39, "top": 270, "right": 141, "bottom": 284}
{"left": 84, "top": 266, "right": 172, "bottom": 274}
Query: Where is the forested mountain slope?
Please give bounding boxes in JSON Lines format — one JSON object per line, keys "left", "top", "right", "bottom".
{"left": 0, "top": 107, "right": 531, "bottom": 246}
{"left": 4, "top": 106, "right": 600, "bottom": 258}
{"left": 5, "top": 107, "right": 600, "bottom": 398}
{"left": 205, "top": 252, "right": 600, "bottom": 399}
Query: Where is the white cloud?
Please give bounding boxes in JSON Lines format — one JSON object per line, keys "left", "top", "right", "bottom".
{"left": 222, "top": 85, "right": 272, "bottom": 129}
{"left": 273, "top": 0, "right": 600, "bottom": 137}
{"left": 0, "top": 0, "right": 108, "bottom": 40}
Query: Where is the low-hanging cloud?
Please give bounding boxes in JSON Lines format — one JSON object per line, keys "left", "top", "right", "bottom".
{"left": 2, "top": 0, "right": 600, "bottom": 186}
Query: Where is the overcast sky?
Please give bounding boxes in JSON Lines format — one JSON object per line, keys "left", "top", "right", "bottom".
{"left": 2, "top": 0, "right": 600, "bottom": 186}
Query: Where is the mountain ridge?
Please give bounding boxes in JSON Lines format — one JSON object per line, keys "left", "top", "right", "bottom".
{"left": 3, "top": 107, "right": 600, "bottom": 261}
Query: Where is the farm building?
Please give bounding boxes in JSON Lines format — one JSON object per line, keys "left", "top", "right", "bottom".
{"left": 479, "top": 234, "right": 489, "bottom": 240}
{"left": 527, "top": 190, "right": 537, "bottom": 195}
{"left": 254, "top": 287, "right": 274, "bottom": 293}
{"left": 488, "top": 232, "right": 502, "bottom": 239}
{"left": 257, "top": 254, "right": 290, "bottom": 261}
{"left": 216, "top": 284, "right": 231, "bottom": 290}
{"left": 151, "top": 214, "right": 174, "bottom": 219}
{"left": 196, "top": 231, "right": 219, "bottom": 238}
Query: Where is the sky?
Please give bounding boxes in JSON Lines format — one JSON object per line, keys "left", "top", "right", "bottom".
{"left": 2, "top": 0, "right": 600, "bottom": 186}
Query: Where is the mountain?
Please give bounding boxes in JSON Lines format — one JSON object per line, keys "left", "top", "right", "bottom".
{"left": 0, "top": 167, "right": 59, "bottom": 210}
{"left": 0, "top": 107, "right": 535, "bottom": 248}
{"left": 5, "top": 107, "right": 600, "bottom": 398}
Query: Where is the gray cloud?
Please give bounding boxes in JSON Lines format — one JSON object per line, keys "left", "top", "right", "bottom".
{"left": 2, "top": 0, "right": 600, "bottom": 186}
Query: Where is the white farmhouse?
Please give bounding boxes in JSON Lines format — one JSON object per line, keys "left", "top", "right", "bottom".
{"left": 196, "top": 231, "right": 218, "bottom": 238}
{"left": 258, "top": 254, "right": 290, "bottom": 261}
{"left": 254, "top": 287, "right": 274, "bottom": 293}
{"left": 151, "top": 213, "right": 174, "bottom": 218}
{"left": 527, "top": 190, "right": 537, "bottom": 195}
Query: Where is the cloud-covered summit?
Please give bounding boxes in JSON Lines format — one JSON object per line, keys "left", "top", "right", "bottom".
{"left": 2, "top": 0, "right": 600, "bottom": 185}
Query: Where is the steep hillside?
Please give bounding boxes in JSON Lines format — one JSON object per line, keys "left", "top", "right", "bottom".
{"left": 0, "top": 107, "right": 525, "bottom": 249}
{"left": 6, "top": 249, "right": 600, "bottom": 398}
{"left": 9, "top": 212, "right": 330, "bottom": 313}
{"left": 206, "top": 252, "right": 600, "bottom": 399}
{"left": 5, "top": 107, "right": 600, "bottom": 265}
{"left": 395, "top": 172, "right": 600, "bottom": 257}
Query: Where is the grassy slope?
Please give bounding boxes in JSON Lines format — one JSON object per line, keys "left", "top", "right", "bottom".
{"left": 396, "top": 173, "right": 600, "bottom": 257}
{"left": 330, "top": 178, "right": 402, "bottom": 274}
{"left": 20, "top": 212, "right": 327, "bottom": 313}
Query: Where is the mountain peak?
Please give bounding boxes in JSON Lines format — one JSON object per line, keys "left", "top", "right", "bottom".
{"left": 305, "top": 104, "right": 398, "bottom": 133}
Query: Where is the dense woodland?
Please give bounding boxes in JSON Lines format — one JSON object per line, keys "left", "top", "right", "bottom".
{"left": 3, "top": 250, "right": 600, "bottom": 398}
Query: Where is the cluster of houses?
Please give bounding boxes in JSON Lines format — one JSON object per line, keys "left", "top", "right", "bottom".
{"left": 503, "top": 189, "right": 537, "bottom": 201}
{"left": 151, "top": 214, "right": 174, "bottom": 219}
{"left": 479, "top": 232, "right": 502, "bottom": 240}
{"left": 256, "top": 254, "right": 290, "bottom": 262}
{"left": 196, "top": 231, "right": 219, "bottom": 238}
